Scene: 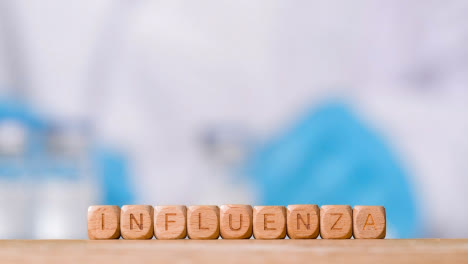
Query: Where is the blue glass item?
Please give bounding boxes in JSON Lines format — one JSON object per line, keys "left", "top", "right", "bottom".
{"left": 245, "top": 100, "right": 420, "bottom": 238}
{"left": 0, "top": 97, "right": 45, "bottom": 238}
{"left": 0, "top": 97, "right": 46, "bottom": 157}
{"left": 92, "top": 147, "right": 135, "bottom": 206}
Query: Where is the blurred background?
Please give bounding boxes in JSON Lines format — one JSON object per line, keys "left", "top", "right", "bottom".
{"left": 0, "top": 0, "right": 467, "bottom": 239}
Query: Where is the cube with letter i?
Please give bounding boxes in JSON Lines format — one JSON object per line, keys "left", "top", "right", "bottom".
{"left": 88, "top": 205, "right": 121, "bottom": 239}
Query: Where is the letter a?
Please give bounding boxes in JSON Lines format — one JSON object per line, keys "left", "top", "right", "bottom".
{"left": 363, "top": 214, "right": 376, "bottom": 230}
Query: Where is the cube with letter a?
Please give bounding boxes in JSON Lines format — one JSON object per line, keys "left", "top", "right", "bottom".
{"left": 353, "top": 206, "right": 386, "bottom": 239}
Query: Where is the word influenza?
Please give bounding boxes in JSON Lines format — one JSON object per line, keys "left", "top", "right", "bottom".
{"left": 88, "top": 205, "right": 386, "bottom": 240}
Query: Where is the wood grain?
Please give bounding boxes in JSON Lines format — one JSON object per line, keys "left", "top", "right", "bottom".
{"left": 220, "top": 205, "right": 253, "bottom": 239}
{"left": 1, "top": 239, "right": 466, "bottom": 264}
{"left": 320, "top": 205, "right": 352, "bottom": 239}
{"left": 120, "top": 205, "right": 154, "bottom": 240}
{"left": 154, "top": 205, "right": 187, "bottom": 239}
{"left": 87, "top": 206, "right": 121, "bottom": 239}
{"left": 287, "top": 204, "right": 320, "bottom": 239}
{"left": 353, "top": 206, "right": 386, "bottom": 239}
{"left": 187, "top": 206, "right": 220, "bottom": 239}
{"left": 253, "top": 206, "right": 286, "bottom": 239}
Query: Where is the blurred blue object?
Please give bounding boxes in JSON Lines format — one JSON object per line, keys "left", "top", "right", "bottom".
{"left": 0, "top": 96, "right": 135, "bottom": 238}
{"left": 0, "top": 98, "right": 44, "bottom": 129}
{"left": 0, "top": 97, "right": 44, "bottom": 179}
{"left": 0, "top": 97, "right": 46, "bottom": 156}
{"left": 93, "top": 147, "right": 135, "bottom": 206}
{"left": 0, "top": 97, "right": 46, "bottom": 238}
{"left": 246, "top": 100, "right": 419, "bottom": 238}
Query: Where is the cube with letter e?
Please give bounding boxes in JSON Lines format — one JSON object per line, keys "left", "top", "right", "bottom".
{"left": 253, "top": 206, "right": 286, "bottom": 239}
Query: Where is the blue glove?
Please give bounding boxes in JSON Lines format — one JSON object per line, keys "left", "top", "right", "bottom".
{"left": 245, "top": 100, "right": 420, "bottom": 238}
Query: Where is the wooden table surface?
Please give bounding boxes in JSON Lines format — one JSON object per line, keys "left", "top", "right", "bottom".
{"left": 1, "top": 239, "right": 467, "bottom": 263}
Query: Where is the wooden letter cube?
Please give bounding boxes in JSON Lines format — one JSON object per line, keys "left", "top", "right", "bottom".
{"left": 121, "top": 205, "right": 154, "bottom": 239}
{"left": 154, "top": 205, "right": 187, "bottom": 239}
{"left": 320, "top": 205, "right": 352, "bottom": 239}
{"left": 287, "top": 204, "right": 320, "bottom": 239}
{"left": 353, "top": 206, "right": 386, "bottom": 239}
{"left": 253, "top": 206, "right": 286, "bottom": 239}
{"left": 187, "top": 206, "right": 220, "bottom": 239}
{"left": 220, "top": 205, "right": 253, "bottom": 239}
{"left": 87, "top": 205, "right": 121, "bottom": 239}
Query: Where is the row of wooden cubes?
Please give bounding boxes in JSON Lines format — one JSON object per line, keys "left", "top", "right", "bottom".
{"left": 88, "top": 205, "right": 386, "bottom": 240}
